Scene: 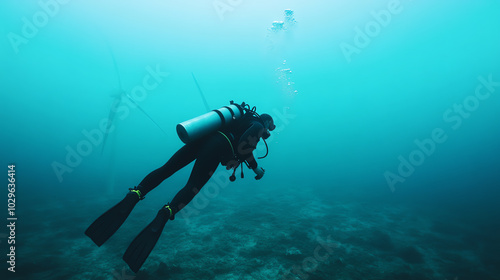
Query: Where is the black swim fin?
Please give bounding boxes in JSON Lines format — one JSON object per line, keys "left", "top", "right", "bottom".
{"left": 85, "top": 190, "right": 141, "bottom": 246}
{"left": 123, "top": 205, "right": 172, "bottom": 273}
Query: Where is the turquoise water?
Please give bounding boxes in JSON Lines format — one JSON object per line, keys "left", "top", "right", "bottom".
{"left": 1, "top": 1, "right": 500, "bottom": 279}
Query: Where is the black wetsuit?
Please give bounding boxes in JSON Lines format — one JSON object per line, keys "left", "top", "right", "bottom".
{"left": 136, "top": 114, "right": 267, "bottom": 216}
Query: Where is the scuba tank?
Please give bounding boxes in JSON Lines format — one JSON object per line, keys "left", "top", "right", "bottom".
{"left": 176, "top": 101, "right": 272, "bottom": 182}
{"left": 176, "top": 101, "right": 244, "bottom": 144}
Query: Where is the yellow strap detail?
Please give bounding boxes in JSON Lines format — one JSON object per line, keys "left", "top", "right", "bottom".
{"left": 218, "top": 131, "right": 235, "bottom": 155}
{"left": 130, "top": 189, "right": 142, "bottom": 199}
{"left": 165, "top": 205, "right": 173, "bottom": 216}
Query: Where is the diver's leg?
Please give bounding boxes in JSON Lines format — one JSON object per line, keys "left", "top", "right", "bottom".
{"left": 168, "top": 155, "right": 220, "bottom": 214}
{"left": 123, "top": 134, "right": 227, "bottom": 272}
{"left": 123, "top": 161, "right": 218, "bottom": 272}
{"left": 136, "top": 141, "right": 202, "bottom": 195}
{"left": 169, "top": 135, "right": 227, "bottom": 215}
{"left": 86, "top": 141, "right": 201, "bottom": 247}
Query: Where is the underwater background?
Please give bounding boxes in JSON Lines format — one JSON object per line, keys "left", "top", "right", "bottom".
{"left": 1, "top": 0, "right": 500, "bottom": 279}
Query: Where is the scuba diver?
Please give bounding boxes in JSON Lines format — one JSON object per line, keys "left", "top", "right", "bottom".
{"left": 85, "top": 101, "right": 275, "bottom": 273}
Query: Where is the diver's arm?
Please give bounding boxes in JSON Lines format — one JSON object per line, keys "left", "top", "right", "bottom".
{"left": 245, "top": 153, "right": 258, "bottom": 169}
{"left": 239, "top": 122, "right": 265, "bottom": 148}
{"left": 244, "top": 154, "right": 265, "bottom": 179}
{"left": 253, "top": 165, "right": 265, "bottom": 180}
{"left": 237, "top": 122, "right": 265, "bottom": 159}
{"left": 238, "top": 122, "right": 267, "bottom": 179}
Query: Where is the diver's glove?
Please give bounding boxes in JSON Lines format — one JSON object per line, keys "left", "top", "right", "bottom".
{"left": 253, "top": 167, "right": 265, "bottom": 180}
